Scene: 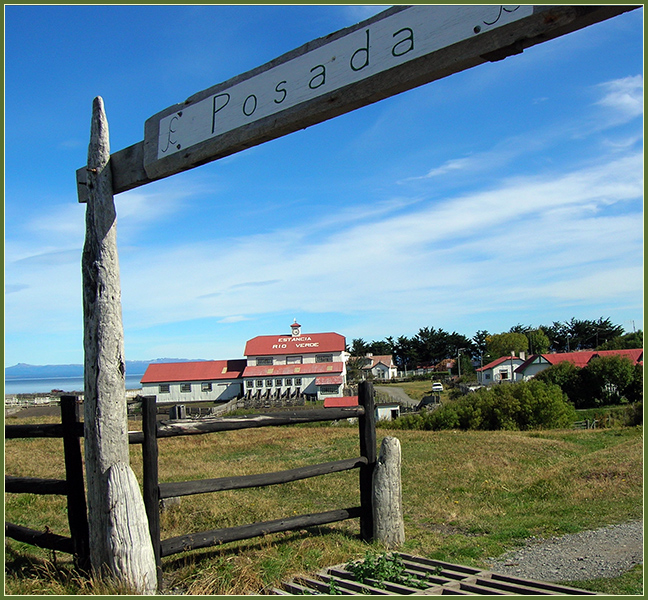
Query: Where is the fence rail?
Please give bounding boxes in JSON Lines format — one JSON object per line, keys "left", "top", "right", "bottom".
{"left": 139, "top": 380, "right": 377, "bottom": 585}
{"left": 4, "top": 395, "right": 90, "bottom": 570}
{"left": 6, "top": 383, "right": 378, "bottom": 586}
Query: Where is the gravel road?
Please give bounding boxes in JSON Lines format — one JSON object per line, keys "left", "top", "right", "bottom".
{"left": 488, "top": 521, "right": 643, "bottom": 582}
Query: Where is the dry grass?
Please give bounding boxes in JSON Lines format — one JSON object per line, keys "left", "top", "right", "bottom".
{"left": 4, "top": 412, "right": 643, "bottom": 595}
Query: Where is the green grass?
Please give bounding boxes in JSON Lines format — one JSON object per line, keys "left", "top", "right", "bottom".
{"left": 561, "top": 563, "right": 644, "bottom": 594}
{"left": 4, "top": 414, "right": 643, "bottom": 595}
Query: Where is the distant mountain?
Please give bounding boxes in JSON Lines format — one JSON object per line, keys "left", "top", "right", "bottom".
{"left": 5, "top": 358, "right": 208, "bottom": 380}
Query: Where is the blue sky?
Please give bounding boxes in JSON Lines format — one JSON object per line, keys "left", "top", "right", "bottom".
{"left": 4, "top": 5, "right": 643, "bottom": 367}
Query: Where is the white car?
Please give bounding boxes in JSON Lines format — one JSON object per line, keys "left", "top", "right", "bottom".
{"left": 431, "top": 382, "right": 444, "bottom": 392}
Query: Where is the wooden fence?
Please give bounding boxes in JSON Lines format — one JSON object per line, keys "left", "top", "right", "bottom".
{"left": 5, "top": 382, "right": 378, "bottom": 586}
{"left": 5, "top": 395, "right": 90, "bottom": 570}
{"left": 138, "top": 380, "right": 377, "bottom": 585}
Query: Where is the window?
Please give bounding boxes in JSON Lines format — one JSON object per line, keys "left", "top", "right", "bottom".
{"left": 180, "top": 383, "right": 191, "bottom": 393}
{"left": 266, "top": 379, "right": 273, "bottom": 387}
{"left": 275, "top": 379, "right": 283, "bottom": 387}
{"left": 320, "top": 384, "right": 339, "bottom": 394}
{"left": 257, "top": 357, "right": 273, "bottom": 366}
{"left": 485, "top": 374, "right": 491, "bottom": 380}
{"left": 201, "top": 382, "right": 212, "bottom": 392}
{"left": 499, "top": 370, "right": 509, "bottom": 380}
{"left": 256, "top": 380, "right": 263, "bottom": 387}
{"left": 286, "top": 355, "right": 302, "bottom": 364}
{"left": 246, "top": 380, "right": 254, "bottom": 388}
{"left": 316, "top": 354, "right": 333, "bottom": 363}
{"left": 294, "top": 378, "right": 302, "bottom": 386}
{"left": 285, "top": 378, "right": 292, "bottom": 386}
{"left": 159, "top": 384, "right": 170, "bottom": 394}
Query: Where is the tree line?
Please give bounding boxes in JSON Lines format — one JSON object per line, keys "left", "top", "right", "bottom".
{"left": 348, "top": 317, "right": 642, "bottom": 373}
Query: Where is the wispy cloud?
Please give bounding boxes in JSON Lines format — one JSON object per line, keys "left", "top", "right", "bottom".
{"left": 595, "top": 75, "right": 643, "bottom": 122}
{"left": 117, "top": 148, "right": 642, "bottom": 332}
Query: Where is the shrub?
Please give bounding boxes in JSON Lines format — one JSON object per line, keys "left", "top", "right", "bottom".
{"left": 384, "top": 381, "right": 575, "bottom": 431}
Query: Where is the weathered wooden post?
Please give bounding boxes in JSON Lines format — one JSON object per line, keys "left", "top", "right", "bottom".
{"left": 373, "top": 436, "right": 405, "bottom": 549}
{"left": 358, "top": 381, "right": 376, "bottom": 541}
{"left": 82, "top": 96, "right": 157, "bottom": 593}
{"left": 59, "top": 395, "right": 91, "bottom": 571}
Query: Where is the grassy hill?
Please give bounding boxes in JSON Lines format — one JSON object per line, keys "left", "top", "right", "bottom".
{"left": 4, "top": 413, "right": 642, "bottom": 595}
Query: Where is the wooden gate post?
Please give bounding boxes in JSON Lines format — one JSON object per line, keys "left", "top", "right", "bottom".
{"left": 373, "top": 436, "right": 405, "bottom": 549}
{"left": 358, "top": 381, "right": 376, "bottom": 541}
{"left": 59, "top": 395, "right": 91, "bottom": 571}
{"left": 142, "top": 395, "right": 162, "bottom": 585}
{"left": 82, "top": 96, "right": 157, "bottom": 593}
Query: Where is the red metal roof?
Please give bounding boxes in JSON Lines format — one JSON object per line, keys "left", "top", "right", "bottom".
{"left": 140, "top": 360, "right": 246, "bottom": 384}
{"left": 476, "top": 356, "right": 525, "bottom": 372}
{"left": 323, "top": 396, "right": 358, "bottom": 408}
{"left": 516, "top": 349, "right": 644, "bottom": 374}
{"left": 315, "top": 375, "right": 344, "bottom": 385}
{"left": 243, "top": 362, "right": 344, "bottom": 378}
{"left": 244, "top": 332, "right": 345, "bottom": 356}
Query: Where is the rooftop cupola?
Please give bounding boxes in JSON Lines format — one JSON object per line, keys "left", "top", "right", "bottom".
{"left": 291, "top": 319, "right": 302, "bottom": 337}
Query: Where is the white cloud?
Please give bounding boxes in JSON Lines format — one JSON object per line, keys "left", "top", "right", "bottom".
{"left": 596, "top": 75, "right": 643, "bottom": 122}
{"left": 115, "top": 148, "right": 642, "bottom": 332}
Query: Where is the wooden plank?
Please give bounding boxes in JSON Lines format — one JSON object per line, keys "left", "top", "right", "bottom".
{"left": 76, "top": 5, "right": 637, "bottom": 201}
{"left": 4, "top": 475, "right": 68, "bottom": 495}
{"left": 141, "top": 395, "right": 162, "bottom": 584}
{"left": 77, "top": 5, "right": 639, "bottom": 202}
{"left": 5, "top": 522, "right": 74, "bottom": 554}
{"left": 358, "top": 380, "right": 376, "bottom": 541}
{"left": 158, "top": 456, "right": 368, "bottom": 498}
{"left": 5, "top": 423, "right": 66, "bottom": 438}
{"left": 59, "top": 395, "right": 90, "bottom": 571}
{"left": 160, "top": 506, "right": 362, "bottom": 557}
{"left": 153, "top": 406, "right": 365, "bottom": 438}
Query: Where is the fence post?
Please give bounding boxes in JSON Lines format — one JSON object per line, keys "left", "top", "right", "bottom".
{"left": 60, "top": 395, "right": 91, "bottom": 571}
{"left": 373, "top": 436, "right": 405, "bottom": 549}
{"left": 358, "top": 381, "right": 376, "bottom": 541}
{"left": 142, "top": 395, "right": 162, "bottom": 585}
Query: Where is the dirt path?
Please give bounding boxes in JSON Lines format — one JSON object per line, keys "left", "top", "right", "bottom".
{"left": 374, "top": 385, "right": 418, "bottom": 407}
{"left": 488, "top": 520, "right": 643, "bottom": 582}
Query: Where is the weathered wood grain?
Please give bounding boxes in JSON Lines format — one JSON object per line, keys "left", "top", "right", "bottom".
{"left": 158, "top": 456, "right": 368, "bottom": 498}
{"left": 160, "top": 506, "right": 362, "bottom": 557}
{"left": 81, "top": 96, "right": 157, "bottom": 592}
{"left": 373, "top": 436, "right": 405, "bottom": 549}
{"left": 76, "top": 5, "right": 636, "bottom": 201}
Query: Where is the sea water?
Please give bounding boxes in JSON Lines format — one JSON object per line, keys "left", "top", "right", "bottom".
{"left": 5, "top": 374, "right": 144, "bottom": 395}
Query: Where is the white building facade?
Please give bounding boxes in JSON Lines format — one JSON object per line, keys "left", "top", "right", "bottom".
{"left": 140, "top": 321, "right": 350, "bottom": 403}
{"left": 140, "top": 360, "right": 246, "bottom": 403}
{"left": 242, "top": 321, "right": 349, "bottom": 400}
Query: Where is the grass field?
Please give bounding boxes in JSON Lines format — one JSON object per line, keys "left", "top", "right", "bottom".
{"left": 4, "top": 412, "right": 643, "bottom": 595}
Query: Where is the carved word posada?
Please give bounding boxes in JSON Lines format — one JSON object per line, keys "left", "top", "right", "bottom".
{"left": 156, "top": 5, "right": 530, "bottom": 160}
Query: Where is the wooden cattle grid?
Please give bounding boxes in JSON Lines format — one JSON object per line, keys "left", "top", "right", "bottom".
{"left": 273, "top": 552, "right": 597, "bottom": 595}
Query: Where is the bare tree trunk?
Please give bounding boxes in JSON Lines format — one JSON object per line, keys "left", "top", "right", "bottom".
{"left": 82, "top": 96, "right": 157, "bottom": 593}
{"left": 373, "top": 436, "right": 405, "bottom": 549}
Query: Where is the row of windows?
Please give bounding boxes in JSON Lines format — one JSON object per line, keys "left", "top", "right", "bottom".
{"left": 256, "top": 354, "right": 333, "bottom": 366}
{"left": 245, "top": 378, "right": 302, "bottom": 388}
{"left": 158, "top": 379, "right": 339, "bottom": 394}
{"left": 159, "top": 382, "right": 213, "bottom": 394}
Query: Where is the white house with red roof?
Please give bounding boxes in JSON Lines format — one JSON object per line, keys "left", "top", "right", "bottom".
{"left": 515, "top": 348, "right": 643, "bottom": 381}
{"left": 140, "top": 359, "right": 246, "bottom": 403}
{"left": 476, "top": 354, "right": 526, "bottom": 385}
{"left": 359, "top": 354, "right": 398, "bottom": 380}
{"left": 242, "top": 320, "right": 349, "bottom": 400}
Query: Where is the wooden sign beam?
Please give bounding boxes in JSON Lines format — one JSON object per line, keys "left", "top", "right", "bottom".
{"left": 77, "top": 4, "right": 638, "bottom": 202}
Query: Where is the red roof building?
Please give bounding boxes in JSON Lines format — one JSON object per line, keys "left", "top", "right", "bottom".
{"left": 244, "top": 332, "right": 345, "bottom": 356}
{"left": 515, "top": 349, "right": 643, "bottom": 381}
{"left": 140, "top": 360, "right": 246, "bottom": 403}
{"left": 140, "top": 321, "right": 350, "bottom": 405}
